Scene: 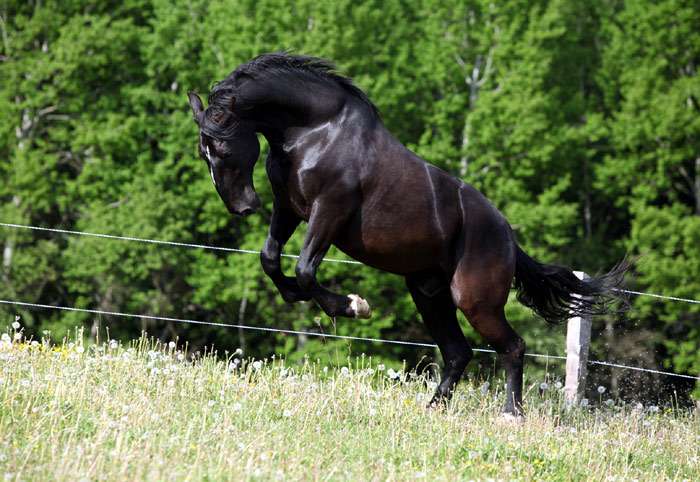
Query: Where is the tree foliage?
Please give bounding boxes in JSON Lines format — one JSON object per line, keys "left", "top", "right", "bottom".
{"left": 1, "top": 0, "right": 698, "bottom": 399}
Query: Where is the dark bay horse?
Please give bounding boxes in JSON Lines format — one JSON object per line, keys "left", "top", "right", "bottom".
{"left": 187, "top": 53, "right": 625, "bottom": 416}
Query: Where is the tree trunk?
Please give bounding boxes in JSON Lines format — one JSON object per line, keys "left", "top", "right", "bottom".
{"left": 695, "top": 157, "right": 700, "bottom": 216}
{"left": 237, "top": 288, "right": 248, "bottom": 352}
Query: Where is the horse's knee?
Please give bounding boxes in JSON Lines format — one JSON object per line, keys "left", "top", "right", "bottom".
{"left": 260, "top": 239, "right": 280, "bottom": 275}
{"left": 295, "top": 262, "right": 316, "bottom": 292}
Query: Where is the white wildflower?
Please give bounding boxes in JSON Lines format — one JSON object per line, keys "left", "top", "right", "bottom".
{"left": 252, "top": 360, "right": 262, "bottom": 371}
{"left": 177, "top": 353, "right": 185, "bottom": 361}
{"left": 11, "top": 321, "right": 20, "bottom": 330}
{"left": 109, "top": 340, "right": 118, "bottom": 349}
{"left": 554, "top": 381, "right": 563, "bottom": 389}
{"left": 1, "top": 334, "right": 10, "bottom": 343}
{"left": 597, "top": 385, "right": 606, "bottom": 394}
{"left": 168, "top": 341, "right": 176, "bottom": 349}
{"left": 340, "top": 366, "right": 350, "bottom": 376}
{"left": 233, "top": 348, "right": 243, "bottom": 356}
{"left": 540, "top": 382, "right": 549, "bottom": 391}
{"left": 13, "top": 333, "right": 21, "bottom": 341}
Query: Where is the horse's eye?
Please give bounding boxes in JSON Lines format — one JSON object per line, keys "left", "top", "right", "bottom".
{"left": 214, "top": 141, "right": 231, "bottom": 155}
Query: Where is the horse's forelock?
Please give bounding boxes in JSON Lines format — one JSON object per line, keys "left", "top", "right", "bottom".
{"left": 201, "top": 86, "right": 239, "bottom": 140}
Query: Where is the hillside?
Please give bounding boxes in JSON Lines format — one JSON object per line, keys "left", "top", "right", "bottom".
{"left": 1, "top": 330, "right": 698, "bottom": 481}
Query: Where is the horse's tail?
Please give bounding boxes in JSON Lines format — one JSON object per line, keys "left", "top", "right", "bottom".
{"left": 513, "top": 245, "right": 629, "bottom": 324}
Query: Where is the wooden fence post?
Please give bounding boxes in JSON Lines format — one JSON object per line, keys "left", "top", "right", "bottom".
{"left": 565, "top": 271, "right": 591, "bottom": 406}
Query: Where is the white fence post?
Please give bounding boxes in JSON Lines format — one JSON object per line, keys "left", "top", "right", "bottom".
{"left": 565, "top": 271, "right": 591, "bottom": 406}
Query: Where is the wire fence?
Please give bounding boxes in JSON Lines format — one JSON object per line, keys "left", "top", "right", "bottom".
{"left": 1, "top": 221, "right": 699, "bottom": 382}
{"left": 3, "top": 221, "right": 700, "bottom": 304}
{"left": 2, "top": 297, "right": 698, "bottom": 381}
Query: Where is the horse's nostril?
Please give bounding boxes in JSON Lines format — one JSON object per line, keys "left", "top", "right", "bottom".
{"left": 239, "top": 208, "right": 254, "bottom": 217}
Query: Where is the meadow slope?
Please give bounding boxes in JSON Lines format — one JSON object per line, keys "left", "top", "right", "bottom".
{"left": 1, "top": 331, "right": 698, "bottom": 481}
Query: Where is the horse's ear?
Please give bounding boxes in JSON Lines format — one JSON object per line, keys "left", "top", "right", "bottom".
{"left": 187, "top": 91, "right": 204, "bottom": 125}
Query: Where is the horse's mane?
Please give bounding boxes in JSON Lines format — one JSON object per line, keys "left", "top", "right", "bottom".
{"left": 201, "top": 53, "right": 379, "bottom": 139}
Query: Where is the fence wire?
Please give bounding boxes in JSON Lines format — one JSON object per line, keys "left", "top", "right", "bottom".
{"left": 1, "top": 298, "right": 698, "bottom": 381}
{"left": 3, "top": 221, "right": 699, "bottom": 305}
{"left": 1, "top": 221, "right": 699, "bottom": 381}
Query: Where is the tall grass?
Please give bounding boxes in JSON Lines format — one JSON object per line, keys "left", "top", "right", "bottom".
{"left": 1, "top": 324, "right": 698, "bottom": 481}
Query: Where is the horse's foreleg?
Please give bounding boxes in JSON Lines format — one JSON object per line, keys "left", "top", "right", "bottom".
{"left": 295, "top": 201, "right": 371, "bottom": 319}
{"left": 260, "top": 205, "right": 311, "bottom": 303}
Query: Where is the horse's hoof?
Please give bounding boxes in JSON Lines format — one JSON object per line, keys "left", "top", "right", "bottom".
{"left": 348, "top": 294, "right": 371, "bottom": 318}
{"left": 499, "top": 412, "right": 525, "bottom": 424}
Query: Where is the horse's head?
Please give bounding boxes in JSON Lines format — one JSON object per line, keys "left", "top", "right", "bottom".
{"left": 187, "top": 91, "right": 261, "bottom": 217}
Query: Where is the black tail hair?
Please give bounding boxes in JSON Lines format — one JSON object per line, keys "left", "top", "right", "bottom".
{"left": 513, "top": 245, "right": 629, "bottom": 324}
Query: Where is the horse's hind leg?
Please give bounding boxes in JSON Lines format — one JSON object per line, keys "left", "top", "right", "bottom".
{"left": 451, "top": 266, "right": 525, "bottom": 416}
{"left": 406, "top": 272, "right": 473, "bottom": 406}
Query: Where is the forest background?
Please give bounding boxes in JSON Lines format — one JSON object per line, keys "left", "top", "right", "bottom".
{"left": 1, "top": 0, "right": 699, "bottom": 401}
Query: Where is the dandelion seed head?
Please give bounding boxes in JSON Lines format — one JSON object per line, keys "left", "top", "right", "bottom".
{"left": 233, "top": 348, "right": 243, "bottom": 356}
{"left": 11, "top": 321, "right": 20, "bottom": 330}
{"left": 580, "top": 398, "right": 589, "bottom": 407}
{"left": 597, "top": 385, "right": 606, "bottom": 394}
{"left": 168, "top": 341, "right": 176, "bottom": 349}
{"left": 233, "top": 402, "right": 242, "bottom": 411}
{"left": 1, "top": 334, "right": 10, "bottom": 343}
{"left": 554, "top": 381, "right": 563, "bottom": 389}
{"left": 76, "top": 346, "right": 85, "bottom": 354}
{"left": 377, "top": 364, "right": 385, "bottom": 371}
{"left": 208, "top": 400, "right": 216, "bottom": 407}
{"left": 282, "top": 409, "right": 292, "bottom": 417}
{"left": 13, "top": 332, "right": 21, "bottom": 341}
{"left": 540, "top": 382, "right": 549, "bottom": 391}
{"left": 340, "top": 367, "right": 349, "bottom": 376}
{"left": 252, "top": 360, "right": 262, "bottom": 371}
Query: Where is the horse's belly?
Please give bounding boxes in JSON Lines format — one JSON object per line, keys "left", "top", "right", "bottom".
{"left": 334, "top": 219, "right": 449, "bottom": 274}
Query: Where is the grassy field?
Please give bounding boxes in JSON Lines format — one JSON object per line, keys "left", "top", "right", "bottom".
{"left": 1, "top": 327, "right": 698, "bottom": 481}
